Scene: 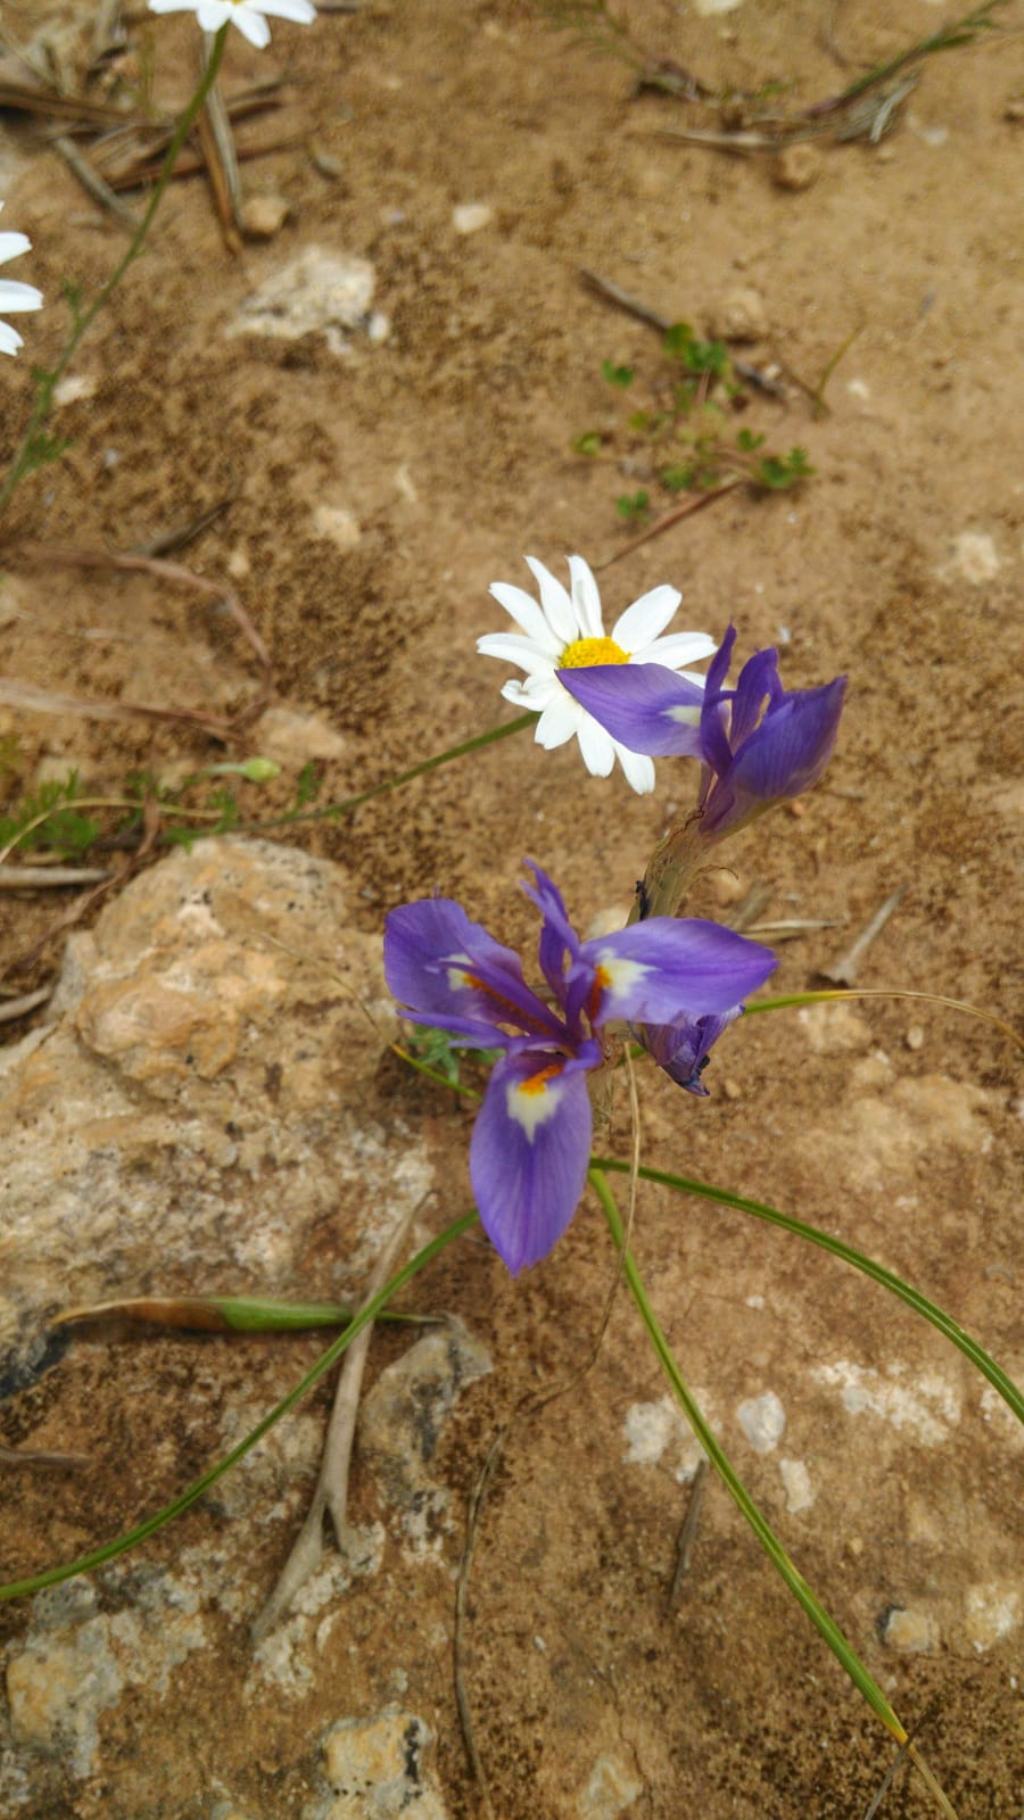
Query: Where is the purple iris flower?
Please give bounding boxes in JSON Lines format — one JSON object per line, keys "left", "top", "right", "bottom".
{"left": 639, "top": 1009, "right": 740, "bottom": 1097}
{"left": 559, "top": 626, "right": 846, "bottom": 838}
{"left": 384, "top": 864, "right": 775, "bottom": 1273}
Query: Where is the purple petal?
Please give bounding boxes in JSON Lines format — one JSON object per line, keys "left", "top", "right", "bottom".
{"left": 575, "top": 918, "right": 776, "bottom": 1023}
{"left": 697, "top": 627, "right": 737, "bottom": 779}
{"left": 470, "top": 1048, "right": 597, "bottom": 1273}
{"left": 521, "top": 859, "right": 580, "bottom": 1001}
{"left": 728, "top": 678, "right": 847, "bottom": 808}
{"left": 558, "top": 664, "right": 706, "bottom": 757}
{"left": 729, "top": 647, "right": 783, "bottom": 749}
{"left": 384, "top": 898, "right": 558, "bottom": 1040}
{"left": 641, "top": 1008, "right": 740, "bottom": 1095}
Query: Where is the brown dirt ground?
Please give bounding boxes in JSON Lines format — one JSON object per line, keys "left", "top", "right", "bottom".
{"left": 1, "top": 1, "right": 1023, "bottom": 1816}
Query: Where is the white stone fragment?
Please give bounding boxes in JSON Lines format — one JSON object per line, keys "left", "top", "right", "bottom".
{"left": 779, "top": 1457, "right": 815, "bottom": 1513}
{"left": 577, "top": 1753, "right": 642, "bottom": 1818}
{"left": 229, "top": 248, "right": 380, "bottom": 354}
{"left": 452, "top": 202, "right": 493, "bottom": 235}
{"left": 950, "top": 531, "right": 1001, "bottom": 584}
{"left": 966, "top": 1584, "right": 1022, "bottom": 1652}
{"left": 812, "top": 1360, "right": 960, "bottom": 1446}
{"left": 736, "top": 1391, "right": 786, "bottom": 1454}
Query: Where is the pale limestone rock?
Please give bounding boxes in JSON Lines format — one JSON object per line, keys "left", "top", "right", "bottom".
{"left": 359, "top": 1322, "right": 491, "bottom": 1555}
{"left": 965, "top": 1583, "right": 1021, "bottom": 1651}
{"left": 321, "top": 1708, "right": 448, "bottom": 1818}
{"left": 796, "top": 1001, "right": 873, "bottom": 1054}
{"left": 708, "top": 285, "right": 767, "bottom": 343}
{"left": 452, "top": 202, "right": 493, "bottom": 235}
{"left": 5, "top": 1576, "right": 205, "bottom": 1778}
{"left": 882, "top": 1607, "right": 940, "bottom": 1653}
{"left": 311, "top": 503, "right": 362, "bottom": 550}
{"left": 0, "top": 838, "right": 426, "bottom": 1392}
{"left": 621, "top": 1393, "right": 710, "bottom": 1482}
{"left": 771, "top": 144, "right": 822, "bottom": 191}
{"left": 737, "top": 1391, "right": 786, "bottom": 1453}
{"left": 812, "top": 1360, "right": 960, "bottom": 1446}
{"left": 229, "top": 248, "right": 386, "bottom": 354}
{"left": 779, "top": 1457, "right": 814, "bottom": 1513}
{"left": 577, "top": 1752, "right": 642, "bottom": 1818}
{"left": 253, "top": 704, "right": 348, "bottom": 764}
{"left": 949, "top": 531, "right": 1001, "bottom": 585}
{"left": 240, "top": 192, "right": 291, "bottom": 240}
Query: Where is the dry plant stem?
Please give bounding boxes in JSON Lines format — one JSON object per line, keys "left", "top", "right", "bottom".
{"left": 0, "top": 987, "right": 51, "bottom": 1024}
{"left": 0, "top": 1444, "right": 87, "bottom": 1470}
{"left": 821, "top": 885, "right": 905, "bottom": 985}
{"left": 250, "top": 1199, "right": 421, "bottom": 1641}
{"left": 0, "top": 864, "right": 109, "bottom": 886}
{"left": 454, "top": 1047, "right": 642, "bottom": 1803}
{"left": 0, "top": 24, "right": 230, "bottom": 524}
{"left": 596, "top": 478, "right": 741, "bottom": 572}
{"left": 54, "top": 136, "right": 140, "bottom": 229}
{"left": 0, "top": 675, "right": 238, "bottom": 739}
{"left": 197, "top": 31, "right": 242, "bottom": 249}
{"left": 10, "top": 542, "right": 271, "bottom": 673}
{"left": 634, "top": 818, "right": 709, "bottom": 922}
{"left": 666, "top": 1456, "right": 707, "bottom": 1610}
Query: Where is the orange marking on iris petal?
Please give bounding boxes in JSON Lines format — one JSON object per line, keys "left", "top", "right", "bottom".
{"left": 518, "top": 1061, "right": 563, "bottom": 1096}
{"left": 462, "top": 971, "right": 553, "bottom": 1035}
{"left": 586, "top": 964, "right": 611, "bottom": 1025}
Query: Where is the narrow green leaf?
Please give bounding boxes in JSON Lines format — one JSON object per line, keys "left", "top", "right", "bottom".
{"left": 589, "top": 1167, "right": 907, "bottom": 1737}
{"left": 0, "top": 1213, "right": 477, "bottom": 1602}
{"left": 592, "top": 1156, "right": 1024, "bottom": 1431}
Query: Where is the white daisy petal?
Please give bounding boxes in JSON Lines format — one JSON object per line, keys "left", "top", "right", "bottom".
{"left": 634, "top": 631, "right": 717, "bottom": 669}
{"left": 0, "top": 321, "right": 24, "bottom": 356}
{"left": 229, "top": 2, "right": 271, "bottom": 40}
{"left": 251, "top": 0, "right": 316, "bottom": 19}
{"left": 0, "top": 281, "right": 42, "bottom": 314}
{"left": 477, "top": 632, "right": 553, "bottom": 675}
{"left": 535, "top": 695, "right": 583, "bottom": 750}
{"left": 612, "top": 584, "right": 682, "bottom": 653}
{"left": 567, "top": 554, "right": 604, "bottom": 638}
{"left": 489, "top": 581, "right": 563, "bottom": 653}
{"left": 614, "top": 743, "right": 656, "bottom": 795}
{"left": 576, "top": 714, "right": 616, "bottom": 777}
{"left": 524, "top": 556, "right": 577, "bottom": 644}
{"left": 0, "top": 233, "right": 31, "bottom": 264}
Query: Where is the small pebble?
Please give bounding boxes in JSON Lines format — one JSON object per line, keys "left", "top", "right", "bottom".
{"left": 771, "top": 144, "right": 822, "bottom": 192}
{"left": 1005, "top": 96, "right": 1024, "bottom": 123}
{"left": 722, "top": 1078, "right": 742, "bottom": 1101}
{"left": 882, "top": 1607, "right": 939, "bottom": 1654}
{"left": 737, "top": 1390, "right": 786, "bottom": 1454}
{"left": 239, "top": 192, "right": 291, "bottom": 240}
{"left": 905, "top": 1025, "right": 924, "bottom": 1052}
{"left": 452, "top": 202, "right": 493, "bottom": 235}
{"left": 708, "top": 285, "right": 768, "bottom": 343}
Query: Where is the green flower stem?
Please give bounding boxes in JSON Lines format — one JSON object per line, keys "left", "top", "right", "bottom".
{"left": 389, "top": 1053, "right": 1023, "bottom": 1432}
{"left": 588, "top": 1164, "right": 908, "bottom": 1740}
{"left": 0, "top": 26, "right": 231, "bottom": 522}
{"left": 745, "top": 987, "right": 1023, "bottom": 1056}
{"left": 238, "top": 712, "right": 535, "bottom": 835}
{"left": 0, "top": 1210, "right": 477, "bottom": 1603}
{"left": 592, "top": 1156, "right": 1024, "bottom": 1430}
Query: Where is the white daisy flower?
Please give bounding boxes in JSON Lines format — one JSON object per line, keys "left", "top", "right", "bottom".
{"left": 0, "top": 205, "right": 43, "bottom": 358}
{"left": 478, "top": 554, "right": 716, "bottom": 795}
{"left": 148, "top": 0, "right": 317, "bottom": 52}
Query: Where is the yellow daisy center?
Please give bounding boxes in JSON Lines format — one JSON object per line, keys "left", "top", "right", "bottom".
{"left": 558, "top": 636, "right": 628, "bottom": 669}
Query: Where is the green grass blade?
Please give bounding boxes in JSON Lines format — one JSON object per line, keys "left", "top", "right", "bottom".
{"left": 587, "top": 1166, "right": 909, "bottom": 1743}
{"left": 744, "top": 987, "right": 1023, "bottom": 1055}
{"left": 592, "top": 1155, "right": 1024, "bottom": 1430}
{"left": 0, "top": 1212, "right": 477, "bottom": 1603}
{"left": 240, "top": 713, "right": 534, "bottom": 835}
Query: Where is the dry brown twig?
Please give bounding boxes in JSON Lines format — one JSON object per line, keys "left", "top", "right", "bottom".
{"left": 251, "top": 1197, "right": 426, "bottom": 1642}
{"left": 820, "top": 886, "right": 906, "bottom": 986}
